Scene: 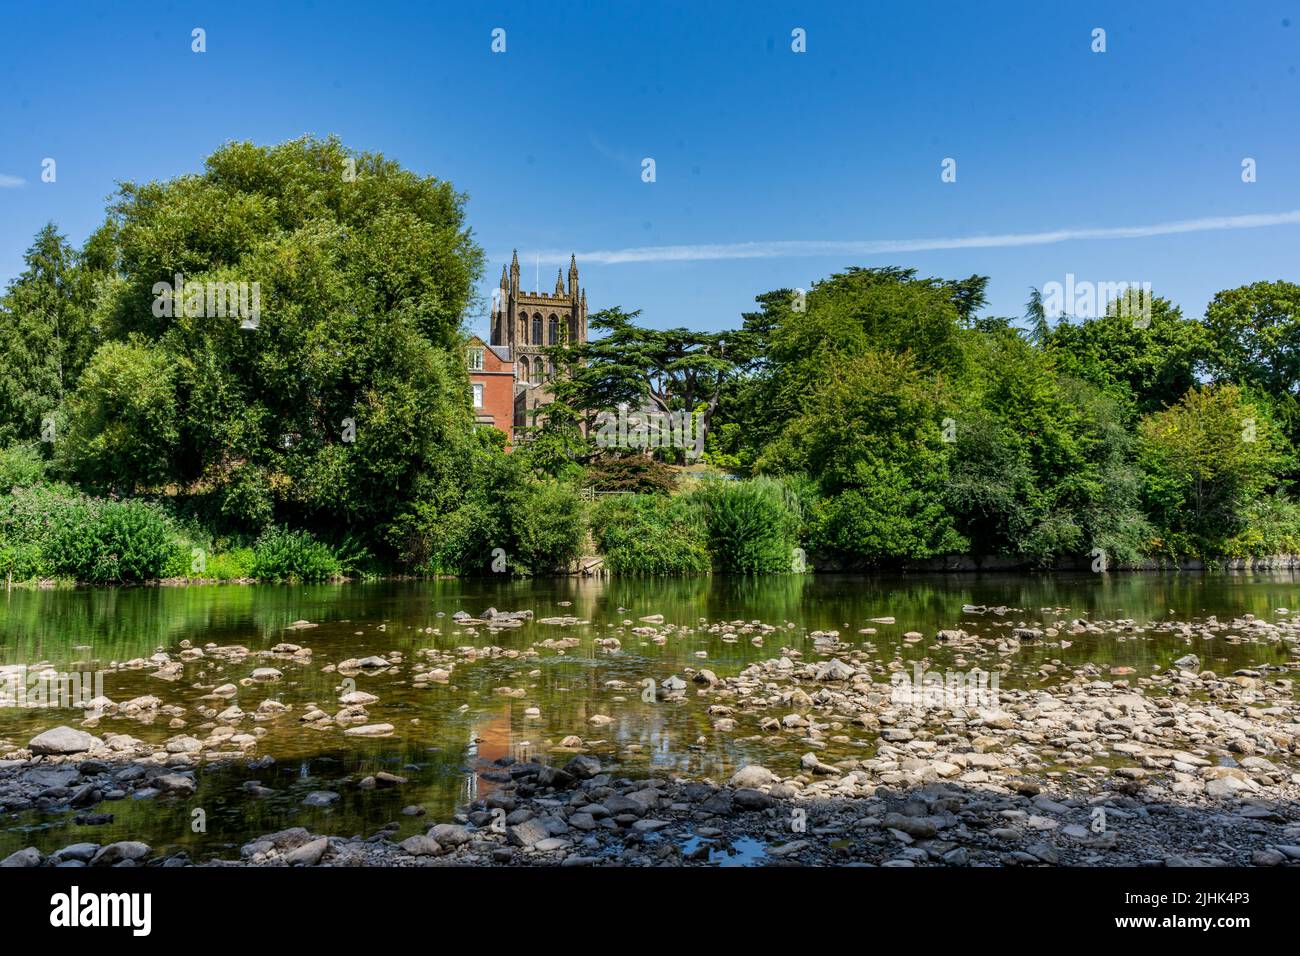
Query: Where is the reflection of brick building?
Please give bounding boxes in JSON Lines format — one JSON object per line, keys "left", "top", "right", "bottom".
{"left": 491, "top": 250, "right": 588, "bottom": 434}
{"left": 466, "top": 335, "right": 517, "bottom": 445}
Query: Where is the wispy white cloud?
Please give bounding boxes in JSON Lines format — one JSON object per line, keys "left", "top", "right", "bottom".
{"left": 587, "top": 133, "right": 638, "bottom": 172}
{"left": 526, "top": 209, "right": 1300, "bottom": 265}
{"left": 0, "top": 173, "right": 26, "bottom": 188}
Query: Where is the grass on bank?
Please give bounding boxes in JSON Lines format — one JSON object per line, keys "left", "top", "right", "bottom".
{"left": 0, "top": 472, "right": 366, "bottom": 586}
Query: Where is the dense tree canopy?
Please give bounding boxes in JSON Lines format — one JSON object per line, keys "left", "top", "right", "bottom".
{"left": 62, "top": 137, "right": 487, "bottom": 548}
{"left": 4, "top": 136, "right": 1300, "bottom": 577}
{"left": 0, "top": 137, "right": 590, "bottom": 577}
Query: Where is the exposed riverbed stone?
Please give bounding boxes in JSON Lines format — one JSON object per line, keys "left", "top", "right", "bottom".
{"left": 28, "top": 727, "right": 99, "bottom": 755}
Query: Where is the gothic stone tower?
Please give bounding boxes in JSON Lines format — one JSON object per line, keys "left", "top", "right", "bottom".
{"left": 491, "top": 250, "right": 588, "bottom": 428}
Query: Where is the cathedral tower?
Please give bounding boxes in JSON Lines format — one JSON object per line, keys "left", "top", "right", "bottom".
{"left": 490, "top": 250, "right": 589, "bottom": 428}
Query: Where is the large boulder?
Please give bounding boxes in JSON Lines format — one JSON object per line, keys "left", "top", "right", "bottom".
{"left": 284, "top": 837, "right": 330, "bottom": 866}
{"left": 427, "top": 824, "right": 471, "bottom": 847}
{"left": 814, "top": 659, "right": 856, "bottom": 682}
{"left": 399, "top": 835, "right": 442, "bottom": 857}
{"left": 91, "top": 841, "right": 150, "bottom": 866}
{"left": 29, "top": 726, "right": 99, "bottom": 755}
{"left": 728, "top": 765, "right": 775, "bottom": 789}
{"left": 0, "top": 847, "right": 42, "bottom": 867}
{"left": 508, "top": 818, "right": 550, "bottom": 848}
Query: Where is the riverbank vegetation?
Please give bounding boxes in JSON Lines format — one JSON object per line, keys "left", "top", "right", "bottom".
{"left": 540, "top": 266, "right": 1300, "bottom": 571}
{"left": 3, "top": 136, "right": 1300, "bottom": 583}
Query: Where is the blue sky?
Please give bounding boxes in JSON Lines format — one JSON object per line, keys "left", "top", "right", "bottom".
{"left": 2, "top": 0, "right": 1298, "bottom": 337}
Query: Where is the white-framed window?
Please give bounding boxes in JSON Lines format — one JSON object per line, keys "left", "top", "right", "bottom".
{"left": 472, "top": 382, "right": 485, "bottom": 408}
{"left": 467, "top": 347, "right": 485, "bottom": 370}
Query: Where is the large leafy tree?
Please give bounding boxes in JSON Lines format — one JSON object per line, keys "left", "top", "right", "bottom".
{"left": 1202, "top": 281, "right": 1300, "bottom": 453}
{"left": 949, "top": 324, "right": 1152, "bottom": 565}
{"left": 65, "top": 136, "right": 486, "bottom": 545}
{"left": 56, "top": 337, "right": 179, "bottom": 492}
{"left": 1203, "top": 281, "right": 1300, "bottom": 395}
{"left": 711, "top": 267, "right": 976, "bottom": 472}
{"left": 758, "top": 350, "right": 967, "bottom": 565}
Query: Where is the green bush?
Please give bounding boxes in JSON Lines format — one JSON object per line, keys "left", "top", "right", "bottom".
{"left": 1224, "top": 492, "right": 1300, "bottom": 557}
{"left": 0, "top": 444, "right": 48, "bottom": 490}
{"left": 78, "top": 499, "right": 174, "bottom": 582}
{"left": 389, "top": 436, "right": 585, "bottom": 577}
{"left": 217, "top": 463, "right": 276, "bottom": 533}
{"left": 250, "top": 526, "right": 342, "bottom": 582}
{"left": 591, "top": 493, "right": 710, "bottom": 574}
{"left": 0, "top": 484, "right": 179, "bottom": 583}
{"left": 206, "top": 547, "right": 256, "bottom": 579}
{"left": 0, "top": 540, "right": 43, "bottom": 580}
{"left": 506, "top": 480, "right": 586, "bottom": 574}
{"left": 386, "top": 433, "right": 513, "bottom": 575}
{"left": 584, "top": 454, "right": 678, "bottom": 494}
{"left": 687, "top": 477, "right": 802, "bottom": 573}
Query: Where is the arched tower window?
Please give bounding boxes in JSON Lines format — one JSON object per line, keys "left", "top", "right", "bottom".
{"left": 519, "top": 356, "right": 530, "bottom": 383}
{"left": 548, "top": 314, "right": 559, "bottom": 344}
{"left": 532, "top": 314, "right": 543, "bottom": 344}
{"left": 530, "top": 358, "right": 541, "bottom": 385}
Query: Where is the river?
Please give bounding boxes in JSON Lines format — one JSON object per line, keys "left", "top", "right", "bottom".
{"left": 1, "top": 572, "right": 1297, "bottom": 861}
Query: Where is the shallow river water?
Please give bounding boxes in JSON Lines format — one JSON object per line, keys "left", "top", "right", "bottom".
{"left": 1, "top": 572, "right": 1297, "bottom": 860}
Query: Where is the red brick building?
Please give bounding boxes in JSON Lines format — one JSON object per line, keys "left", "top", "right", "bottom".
{"left": 466, "top": 335, "right": 517, "bottom": 446}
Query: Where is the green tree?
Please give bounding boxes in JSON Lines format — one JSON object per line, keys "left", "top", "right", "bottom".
{"left": 1138, "top": 384, "right": 1283, "bottom": 551}
{"left": 56, "top": 337, "right": 180, "bottom": 492}
{"left": 533, "top": 306, "right": 742, "bottom": 471}
{"left": 948, "top": 324, "right": 1152, "bottom": 565}
{"left": 759, "top": 350, "right": 966, "bottom": 565}
{"left": 1203, "top": 280, "right": 1300, "bottom": 396}
{"left": 71, "top": 136, "right": 485, "bottom": 549}
{"left": 0, "top": 223, "right": 100, "bottom": 444}
{"left": 1044, "top": 292, "right": 1207, "bottom": 418}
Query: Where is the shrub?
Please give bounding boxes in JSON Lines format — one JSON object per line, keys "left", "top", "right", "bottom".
{"left": 505, "top": 480, "right": 586, "bottom": 574}
{"left": 1139, "top": 384, "right": 1282, "bottom": 548}
{"left": 809, "top": 476, "right": 968, "bottom": 567}
{"left": 687, "top": 477, "right": 802, "bottom": 573}
{"left": 584, "top": 454, "right": 678, "bottom": 494}
{"left": 55, "top": 337, "right": 179, "bottom": 492}
{"left": 0, "top": 444, "right": 48, "bottom": 491}
{"left": 44, "top": 497, "right": 176, "bottom": 583}
{"left": 217, "top": 463, "right": 276, "bottom": 533}
{"left": 0, "top": 484, "right": 179, "bottom": 583}
{"left": 384, "top": 429, "right": 519, "bottom": 576}
{"left": 205, "top": 547, "right": 256, "bottom": 580}
{"left": 591, "top": 493, "right": 710, "bottom": 574}
{"left": 1224, "top": 492, "right": 1300, "bottom": 557}
{"left": 0, "top": 541, "right": 43, "bottom": 581}
{"left": 250, "top": 526, "right": 341, "bottom": 581}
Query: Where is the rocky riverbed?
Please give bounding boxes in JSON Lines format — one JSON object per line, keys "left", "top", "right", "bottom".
{"left": 2, "top": 605, "right": 1299, "bottom": 867}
